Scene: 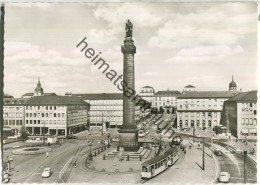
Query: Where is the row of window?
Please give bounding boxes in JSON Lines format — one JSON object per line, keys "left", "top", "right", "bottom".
{"left": 179, "top": 120, "right": 216, "bottom": 127}
{"left": 241, "top": 118, "right": 257, "bottom": 125}
{"left": 3, "top": 113, "right": 23, "bottom": 118}
{"left": 182, "top": 99, "right": 224, "bottom": 103}
{"left": 242, "top": 103, "right": 256, "bottom": 108}
{"left": 68, "top": 105, "right": 88, "bottom": 110}
{"left": 68, "top": 117, "right": 88, "bottom": 124}
{"left": 26, "top": 113, "right": 66, "bottom": 118}
{"left": 179, "top": 104, "right": 222, "bottom": 109}
{"left": 26, "top": 120, "right": 65, "bottom": 125}
{"left": 3, "top": 107, "right": 23, "bottom": 111}
{"left": 67, "top": 111, "right": 88, "bottom": 117}
{"left": 179, "top": 112, "right": 218, "bottom": 117}
{"left": 242, "top": 110, "right": 257, "bottom": 115}
{"left": 26, "top": 106, "right": 66, "bottom": 111}
{"left": 4, "top": 120, "right": 22, "bottom": 126}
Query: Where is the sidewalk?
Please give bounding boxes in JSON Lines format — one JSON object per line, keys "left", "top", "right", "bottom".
{"left": 225, "top": 140, "right": 257, "bottom": 163}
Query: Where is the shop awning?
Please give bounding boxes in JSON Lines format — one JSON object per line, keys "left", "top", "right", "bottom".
{"left": 249, "top": 129, "right": 257, "bottom": 133}
{"left": 241, "top": 129, "right": 249, "bottom": 133}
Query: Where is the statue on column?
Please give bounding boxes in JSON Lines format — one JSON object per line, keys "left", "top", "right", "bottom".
{"left": 125, "top": 19, "right": 133, "bottom": 38}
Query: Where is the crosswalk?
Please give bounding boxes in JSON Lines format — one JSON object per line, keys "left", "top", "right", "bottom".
{"left": 210, "top": 144, "right": 237, "bottom": 154}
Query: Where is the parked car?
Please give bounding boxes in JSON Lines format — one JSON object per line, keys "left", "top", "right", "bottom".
{"left": 7, "top": 135, "right": 18, "bottom": 139}
{"left": 41, "top": 168, "right": 53, "bottom": 178}
{"left": 67, "top": 135, "right": 77, "bottom": 139}
{"left": 218, "top": 172, "right": 230, "bottom": 182}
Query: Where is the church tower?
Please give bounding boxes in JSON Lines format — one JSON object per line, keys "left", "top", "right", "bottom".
{"left": 34, "top": 77, "right": 44, "bottom": 96}
{"left": 229, "top": 75, "right": 237, "bottom": 91}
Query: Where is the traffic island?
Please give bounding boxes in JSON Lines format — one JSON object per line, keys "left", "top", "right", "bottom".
{"left": 84, "top": 146, "right": 155, "bottom": 174}
{"left": 11, "top": 147, "right": 52, "bottom": 155}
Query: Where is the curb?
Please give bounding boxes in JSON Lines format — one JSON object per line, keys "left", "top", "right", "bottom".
{"left": 211, "top": 153, "right": 220, "bottom": 183}
{"left": 248, "top": 154, "right": 257, "bottom": 164}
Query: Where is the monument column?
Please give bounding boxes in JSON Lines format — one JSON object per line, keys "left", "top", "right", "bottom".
{"left": 118, "top": 20, "right": 139, "bottom": 151}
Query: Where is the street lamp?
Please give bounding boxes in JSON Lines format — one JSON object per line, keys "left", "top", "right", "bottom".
{"left": 157, "top": 134, "right": 163, "bottom": 156}
{"left": 89, "top": 142, "right": 93, "bottom": 160}
{"left": 107, "top": 133, "right": 111, "bottom": 148}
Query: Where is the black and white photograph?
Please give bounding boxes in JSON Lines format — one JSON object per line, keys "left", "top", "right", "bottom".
{"left": 0, "top": 1, "right": 258, "bottom": 184}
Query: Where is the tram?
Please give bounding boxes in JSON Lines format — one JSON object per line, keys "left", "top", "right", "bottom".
{"left": 141, "top": 146, "right": 179, "bottom": 179}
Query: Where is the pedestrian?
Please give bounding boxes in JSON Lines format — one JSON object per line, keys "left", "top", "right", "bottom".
{"left": 46, "top": 151, "right": 49, "bottom": 158}
{"left": 60, "top": 141, "right": 62, "bottom": 146}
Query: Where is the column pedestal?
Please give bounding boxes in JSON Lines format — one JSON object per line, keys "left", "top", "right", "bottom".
{"left": 118, "top": 126, "right": 139, "bottom": 151}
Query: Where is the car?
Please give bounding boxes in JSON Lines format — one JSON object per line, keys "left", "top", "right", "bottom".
{"left": 235, "top": 148, "right": 243, "bottom": 154}
{"left": 67, "top": 135, "right": 77, "bottom": 139}
{"left": 112, "top": 137, "right": 119, "bottom": 142}
{"left": 7, "top": 135, "right": 18, "bottom": 139}
{"left": 41, "top": 168, "right": 53, "bottom": 178}
{"left": 214, "top": 149, "right": 223, "bottom": 156}
{"left": 218, "top": 172, "right": 230, "bottom": 182}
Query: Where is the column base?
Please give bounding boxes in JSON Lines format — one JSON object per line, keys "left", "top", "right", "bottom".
{"left": 118, "top": 127, "right": 139, "bottom": 152}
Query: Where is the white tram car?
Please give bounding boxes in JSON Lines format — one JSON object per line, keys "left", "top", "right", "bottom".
{"left": 141, "top": 146, "right": 179, "bottom": 179}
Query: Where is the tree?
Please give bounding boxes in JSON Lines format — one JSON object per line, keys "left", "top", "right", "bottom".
{"left": 213, "top": 126, "right": 223, "bottom": 135}
{"left": 20, "top": 126, "right": 29, "bottom": 142}
{"left": 159, "top": 106, "right": 164, "bottom": 114}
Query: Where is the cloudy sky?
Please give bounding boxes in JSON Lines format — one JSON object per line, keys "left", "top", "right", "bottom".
{"left": 4, "top": 2, "right": 258, "bottom": 97}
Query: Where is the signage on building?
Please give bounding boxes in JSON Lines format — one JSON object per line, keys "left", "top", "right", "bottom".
{"left": 242, "top": 107, "right": 252, "bottom": 111}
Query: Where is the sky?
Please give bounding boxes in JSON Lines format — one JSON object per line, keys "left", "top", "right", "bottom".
{"left": 3, "top": 2, "right": 258, "bottom": 98}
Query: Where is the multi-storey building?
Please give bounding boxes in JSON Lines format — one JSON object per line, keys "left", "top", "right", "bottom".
{"left": 72, "top": 93, "right": 150, "bottom": 129}
{"left": 176, "top": 91, "right": 239, "bottom": 129}
{"left": 24, "top": 96, "right": 90, "bottom": 136}
{"left": 3, "top": 98, "right": 28, "bottom": 134}
{"left": 139, "top": 86, "right": 155, "bottom": 107}
{"left": 154, "top": 90, "right": 181, "bottom": 113}
{"left": 221, "top": 91, "right": 257, "bottom": 140}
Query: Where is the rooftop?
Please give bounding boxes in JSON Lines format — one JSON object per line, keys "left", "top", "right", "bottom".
{"left": 4, "top": 98, "right": 28, "bottom": 105}
{"left": 24, "top": 96, "right": 89, "bottom": 106}
{"left": 178, "top": 91, "right": 240, "bottom": 99}
{"left": 4, "top": 94, "right": 14, "bottom": 98}
{"left": 185, "top": 85, "right": 195, "bottom": 88}
{"left": 226, "top": 91, "right": 257, "bottom": 102}
{"left": 22, "top": 92, "right": 57, "bottom": 97}
{"left": 142, "top": 86, "right": 154, "bottom": 89}
{"left": 72, "top": 93, "right": 123, "bottom": 100}
{"left": 156, "top": 90, "right": 181, "bottom": 96}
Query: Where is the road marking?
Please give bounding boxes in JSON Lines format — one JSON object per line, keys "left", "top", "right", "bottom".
{"left": 58, "top": 156, "right": 74, "bottom": 182}
{"left": 212, "top": 144, "right": 241, "bottom": 175}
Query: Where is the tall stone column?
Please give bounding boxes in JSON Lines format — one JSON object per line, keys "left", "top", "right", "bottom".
{"left": 118, "top": 20, "right": 139, "bottom": 151}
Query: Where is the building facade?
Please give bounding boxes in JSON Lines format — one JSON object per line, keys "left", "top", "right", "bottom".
{"left": 221, "top": 91, "right": 257, "bottom": 140}
{"left": 24, "top": 96, "right": 90, "bottom": 136}
{"left": 139, "top": 86, "right": 155, "bottom": 107}
{"left": 176, "top": 91, "right": 239, "bottom": 129}
{"left": 3, "top": 98, "right": 28, "bottom": 134}
{"left": 154, "top": 90, "right": 181, "bottom": 113}
{"left": 72, "top": 93, "right": 150, "bottom": 129}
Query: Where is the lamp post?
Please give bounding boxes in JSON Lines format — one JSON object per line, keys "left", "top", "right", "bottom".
{"left": 202, "top": 137, "right": 205, "bottom": 170}
{"left": 244, "top": 150, "right": 247, "bottom": 183}
{"left": 107, "top": 133, "right": 111, "bottom": 148}
{"left": 157, "top": 134, "right": 163, "bottom": 156}
{"left": 89, "top": 142, "right": 93, "bottom": 160}
{"left": 101, "top": 113, "right": 104, "bottom": 135}
{"left": 43, "top": 121, "right": 45, "bottom": 145}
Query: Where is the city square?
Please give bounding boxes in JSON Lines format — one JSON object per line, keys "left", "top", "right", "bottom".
{"left": 1, "top": 2, "right": 258, "bottom": 184}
